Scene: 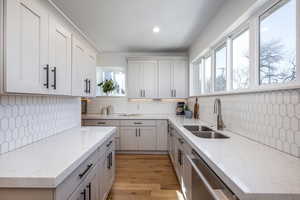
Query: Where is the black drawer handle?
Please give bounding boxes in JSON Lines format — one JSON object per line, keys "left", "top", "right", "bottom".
{"left": 81, "top": 189, "right": 86, "bottom": 200}
{"left": 134, "top": 122, "right": 143, "bottom": 125}
{"left": 43, "top": 64, "right": 49, "bottom": 88}
{"left": 79, "top": 163, "right": 93, "bottom": 179}
{"left": 106, "top": 140, "right": 113, "bottom": 147}
{"left": 97, "top": 122, "right": 106, "bottom": 125}
{"left": 51, "top": 67, "right": 56, "bottom": 90}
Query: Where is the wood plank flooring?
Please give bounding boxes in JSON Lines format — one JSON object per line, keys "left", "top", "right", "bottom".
{"left": 109, "top": 154, "right": 184, "bottom": 200}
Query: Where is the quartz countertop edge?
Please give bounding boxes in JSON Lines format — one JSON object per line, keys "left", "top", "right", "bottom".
{"left": 82, "top": 114, "right": 300, "bottom": 200}
{"left": 0, "top": 126, "right": 116, "bottom": 188}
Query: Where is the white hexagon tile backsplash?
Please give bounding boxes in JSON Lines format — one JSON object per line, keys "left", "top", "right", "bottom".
{"left": 0, "top": 95, "right": 81, "bottom": 154}
{"left": 188, "top": 89, "right": 300, "bottom": 158}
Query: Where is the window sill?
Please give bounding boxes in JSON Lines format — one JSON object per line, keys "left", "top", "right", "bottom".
{"left": 189, "top": 83, "right": 300, "bottom": 98}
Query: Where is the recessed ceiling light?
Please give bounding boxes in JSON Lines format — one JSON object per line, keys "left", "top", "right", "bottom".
{"left": 153, "top": 26, "right": 160, "bottom": 33}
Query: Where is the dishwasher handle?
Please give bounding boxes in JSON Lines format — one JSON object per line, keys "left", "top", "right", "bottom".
{"left": 186, "top": 154, "right": 237, "bottom": 200}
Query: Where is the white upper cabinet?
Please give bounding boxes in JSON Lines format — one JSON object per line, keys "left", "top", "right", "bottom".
{"left": 3, "top": 0, "right": 97, "bottom": 96}
{"left": 128, "top": 58, "right": 187, "bottom": 99}
{"left": 173, "top": 60, "right": 187, "bottom": 98}
{"left": 49, "top": 17, "right": 72, "bottom": 95}
{"left": 158, "top": 59, "right": 188, "bottom": 98}
{"left": 158, "top": 60, "right": 173, "bottom": 98}
{"left": 85, "top": 50, "right": 97, "bottom": 97}
{"left": 5, "top": 0, "right": 49, "bottom": 94}
{"left": 127, "top": 60, "right": 158, "bottom": 99}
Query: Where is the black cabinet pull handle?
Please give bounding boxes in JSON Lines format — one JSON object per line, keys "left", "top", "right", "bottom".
{"left": 84, "top": 79, "right": 88, "bottom": 93}
{"left": 88, "top": 79, "right": 91, "bottom": 93}
{"left": 135, "top": 128, "right": 137, "bottom": 137}
{"left": 81, "top": 188, "right": 86, "bottom": 200}
{"left": 134, "top": 122, "right": 143, "bottom": 125}
{"left": 79, "top": 163, "right": 93, "bottom": 179}
{"left": 110, "top": 152, "right": 113, "bottom": 168}
{"left": 139, "top": 128, "right": 141, "bottom": 137}
{"left": 106, "top": 140, "right": 112, "bottom": 147}
{"left": 97, "top": 122, "right": 106, "bottom": 125}
{"left": 43, "top": 65, "right": 49, "bottom": 88}
{"left": 107, "top": 154, "right": 111, "bottom": 169}
{"left": 87, "top": 183, "right": 91, "bottom": 200}
{"left": 51, "top": 67, "right": 56, "bottom": 90}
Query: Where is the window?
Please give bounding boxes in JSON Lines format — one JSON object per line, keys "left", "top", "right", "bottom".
{"left": 259, "top": 0, "right": 296, "bottom": 85}
{"left": 215, "top": 45, "right": 227, "bottom": 92}
{"left": 204, "top": 56, "right": 212, "bottom": 93}
{"left": 232, "top": 29, "right": 250, "bottom": 89}
{"left": 96, "top": 67, "right": 126, "bottom": 96}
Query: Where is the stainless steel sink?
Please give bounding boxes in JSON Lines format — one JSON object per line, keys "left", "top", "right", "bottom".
{"left": 191, "top": 131, "right": 229, "bottom": 139}
{"left": 183, "top": 125, "right": 213, "bottom": 132}
{"left": 183, "top": 125, "right": 229, "bottom": 139}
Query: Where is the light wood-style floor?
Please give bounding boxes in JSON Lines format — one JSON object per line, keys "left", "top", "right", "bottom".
{"left": 109, "top": 154, "right": 184, "bottom": 200}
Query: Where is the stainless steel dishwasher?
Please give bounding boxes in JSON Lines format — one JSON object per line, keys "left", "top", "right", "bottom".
{"left": 186, "top": 150, "right": 239, "bottom": 200}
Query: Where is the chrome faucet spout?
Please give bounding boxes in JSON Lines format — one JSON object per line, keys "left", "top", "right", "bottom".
{"left": 213, "top": 98, "right": 224, "bottom": 130}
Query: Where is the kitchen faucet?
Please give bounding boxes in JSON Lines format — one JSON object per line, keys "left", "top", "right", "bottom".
{"left": 213, "top": 98, "right": 224, "bottom": 130}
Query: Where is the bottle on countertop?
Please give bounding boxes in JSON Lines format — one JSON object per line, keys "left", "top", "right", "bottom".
{"left": 194, "top": 97, "right": 199, "bottom": 119}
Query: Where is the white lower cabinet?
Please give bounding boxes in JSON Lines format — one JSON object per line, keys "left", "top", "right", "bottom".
{"left": 65, "top": 135, "right": 115, "bottom": 200}
{"left": 120, "top": 126, "right": 157, "bottom": 151}
{"left": 168, "top": 123, "right": 191, "bottom": 200}
{"left": 82, "top": 119, "right": 168, "bottom": 152}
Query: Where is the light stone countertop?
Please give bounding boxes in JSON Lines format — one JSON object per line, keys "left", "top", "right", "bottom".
{"left": 0, "top": 126, "right": 116, "bottom": 188}
{"left": 82, "top": 114, "right": 300, "bottom": 200}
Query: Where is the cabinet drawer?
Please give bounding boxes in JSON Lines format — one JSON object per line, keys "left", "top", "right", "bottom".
{"left": 55, "top": 149, "right": 99, "bottom": 200}
{"left": 83, "top": 120, "right": 119, "bottom": 126}
{"left": 120, "top": 120, "right": 156, "bottom": 126}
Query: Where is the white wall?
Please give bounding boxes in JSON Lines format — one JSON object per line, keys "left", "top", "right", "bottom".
{"left": 189, "top": 0, "right": 258, "bottom": 61}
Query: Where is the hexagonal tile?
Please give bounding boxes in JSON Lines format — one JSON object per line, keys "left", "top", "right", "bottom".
{"left": 1, "top": 118, "right": 9, "bottom": 131}
{"left": 283, "top": 116, "right": 290, "bottom": 129}
{"left": 291, "top": 118, "right": 299, "bottom": 131}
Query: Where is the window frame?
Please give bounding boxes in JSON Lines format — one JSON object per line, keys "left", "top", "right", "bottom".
{"left": 230, "top": 26, "right": 251, "bottom": 91}
{"left": 190, "top": 0, "right": 298, "bottom": 97}
{"left": 258, "top": 0, "right": 297, "bottom": 87}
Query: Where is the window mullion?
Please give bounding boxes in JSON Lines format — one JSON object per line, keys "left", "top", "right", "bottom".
{"left": 226, "top": 37, "right": 232, "bottom": 91}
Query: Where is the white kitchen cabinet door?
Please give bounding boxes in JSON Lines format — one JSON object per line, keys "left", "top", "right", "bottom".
{"left": 72, "top": 37, "right": 87, "bottom": 96}
{"left": 138, "top": 127, "right": 157, "bottom": 151}
{"left": 97, "top": 156, "right": 107, "bottom": 200}
{"left": 85, "top": 50, "right": 97, "bottom": 97}
{"left": 88, "top": 169, "right": 99, "bottom": 200}
{"left": 120, "top": 127, "right": 138, "bottom": 150}
{"left": 156, "top": 120, "right": 168, "bottom": 151}
{"left": 5, "top": 0, "right": 49, "bottom": 94}
{"left": 142, "top": 61, "right": 158, "bottom": 98}
{"left": 173, "top": 60, "right": 187, "bottom": 98}
{"left": 158, "top": 60, "right": 172, "bottom": 98}
{"left": 49, "top": 17, "right": 72, "bottom": 95}
{"left": 127, "top": 61, "right": 142, "bottom": 98}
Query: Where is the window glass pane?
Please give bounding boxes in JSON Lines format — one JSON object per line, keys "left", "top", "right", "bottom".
{"left": 96, "top": 67, "right": 126, "bottom": 96}
{"left": 215, "top": 45, "right": 227, "bottom": 91}
{"left": 204, "top": 56, "right": 212, "bottom": 93}
{"left": 259, "top": 0, "right": 296, "bottom": 84}
{"left": 233, "top": 29, "right": 250, "bottom": 89}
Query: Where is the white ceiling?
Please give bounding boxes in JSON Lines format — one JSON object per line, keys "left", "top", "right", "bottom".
{"left": 52, "top": 0, "right": 226, "bottom": 52}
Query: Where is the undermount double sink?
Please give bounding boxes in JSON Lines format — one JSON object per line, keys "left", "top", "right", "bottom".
{"left": 183, "top": 125, "right": 229, "bottom": 139}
